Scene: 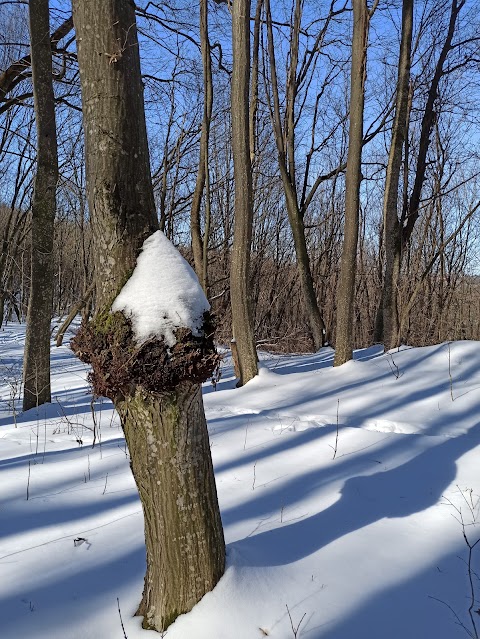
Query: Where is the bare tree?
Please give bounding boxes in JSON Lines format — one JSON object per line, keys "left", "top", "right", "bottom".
{"left": 381, "top": 0, "right": 468, "bottom": 348}
{"left": 230, "top": 0, "right": 258, "bottom": 385}
{"left": 190, "top": 0, "right": 213, "bottom": 292}
{"left": 263, "top": 0, "right": 349, "bottom": 350}
{"left": 22, "top": 0, "right": 58, "bottom": 410}
{"left": 334, "top": 0, "right": 374, "bottom": 366}
{"left": 71, "top": 0, "right": 225, "bottom": 631}
{"left": 378, "top": 0, "right": 413, "bottom": 349}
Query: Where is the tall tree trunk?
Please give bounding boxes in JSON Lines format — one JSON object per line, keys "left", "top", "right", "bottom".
{"left": 23, "top": 0, "right": 58, "bottom": 410}
{"left": 284, "top": 187, "right": 326, "bottom": 350}
{"left": 190, "top": 0, "right": 213, "bottom": 292}
{"left": 381, "top": 0, "right": 413, "bottom": 350}
{"left": 264, "top": 0, "right": 326, "bottom": 350}
{"left": 72, "top": 0, "right": 225, "bottom": 631}
{"left": 334, "top": 0, "right": 369, "bottom": 366}
{"left": 249, "top": 0, "right": 263, "bottom": 164}
{"left": 230, "top": 0, "right": 258, "bottom": 385}
{"left": 383, "top": 0, "right": 464, "bottom": 347}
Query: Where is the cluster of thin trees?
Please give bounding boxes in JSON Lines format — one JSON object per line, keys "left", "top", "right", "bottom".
{"left": 1, "top": 0, "right": 479, "bottom": 366}
{"left": 1, "top": 0, "right": 480, "bottom": 632}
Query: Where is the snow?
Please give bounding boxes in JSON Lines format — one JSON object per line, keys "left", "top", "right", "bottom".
{"left": 111, "top": 230, "right": 209, "bottom": 346}
{"left": 1, "top": 323, "right": 480, "bottom": 638}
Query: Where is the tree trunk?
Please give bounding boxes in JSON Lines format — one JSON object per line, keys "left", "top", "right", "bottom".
{"left": 249, "top": 0, "right": 263, "bottom": 164}
{"left": 382, "top": 0, "right": 463, "bottom": 347}
{"left": 118, "top": 383, "right": 224, "bottom": 630}
{"left": 382, "top": 0, "right": 413, "bottom": 350}
{"left": 264, "top": 0, "right": 326, "bottom": 350}
{"left": 284, "top": 186, "right": 326, "bottom": 350}
{"left": 190, "top": 0, "right": 213, "bottom": 292}
{"left": 334, "top": 0, "right": 369, "bottom": 366}
{"left": 230, "top": 0, "right": 258, "bottom": 385}
{"left": 402, "top": 0, "right": 464, "bottom": 246}
{"left": 72, "top": 0, "right": 225, "bottom": 630}
{"left": 73, "top": 1, "right": 157, "bottom": 301}
{"left": 23, "top": 0, "right": 58, "bottom": 410}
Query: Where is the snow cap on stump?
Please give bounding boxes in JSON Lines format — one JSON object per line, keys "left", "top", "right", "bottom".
{"left": 112, "top": 230, "right": 210, "bottom": 347}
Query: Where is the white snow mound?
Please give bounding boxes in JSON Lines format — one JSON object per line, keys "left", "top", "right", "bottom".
{"left": 111, "top": 230, "right": 209, "bottom": 346}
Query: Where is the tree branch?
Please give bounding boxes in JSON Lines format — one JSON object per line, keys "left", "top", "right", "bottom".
{"left": 0, "top": 16, "right": 74, "bottom": 101}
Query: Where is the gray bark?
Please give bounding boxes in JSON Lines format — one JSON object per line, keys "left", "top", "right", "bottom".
{"left": 190, "top": 0, "right": 213, "bottom": 292}
{"left": 230, "top": 0, "right": 258, "bottom": 385}
{"left": 382, "top": 0, "right": 413, "bottom": 350}
{"left": 334, "top": 0, "right": 369, "bottom": 366}
{"left": 23, "top": 0, "right": 58, "bottom": 410}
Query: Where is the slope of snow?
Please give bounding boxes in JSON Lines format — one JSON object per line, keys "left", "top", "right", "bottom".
{"left": 1, "top": 325, "right": 480, "bottom": 639}
{"left": 112, "top": 231, "right": 209, "bottom": 346}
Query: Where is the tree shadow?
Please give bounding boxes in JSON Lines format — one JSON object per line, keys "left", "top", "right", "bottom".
{"left": 229, "top": 422, "right": 480, "bottom": 567}
{"left": 0, "top": 491, "right": 139, "bottom": 539}
{"left": 305, "top": 543, "right": 471, "bottom": 638}
{"left": 0, "top": 544, "right": 147, "bottom": 639}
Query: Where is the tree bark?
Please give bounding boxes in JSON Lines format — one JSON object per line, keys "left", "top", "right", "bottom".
{"left": 118, "top": 383, "right": 225, "bottom": 630}
{"left": 334, "top": 0, "right": 369, "bottom": 366}
{"left": 23, "top": 0, "right": 58, "bottom": 410}
{"left": 72, "top": 0, "right": 225, "bottom": 630}
{"left": 381, "top": 0, "right": 413, "bottom": 350}
{"left": 73, "top": 2, "right": 157, "bottom": 303}
{"left": 230, "top": 0, "right": 258, "bottom": 385}
{"left": 264, "top": 0, "right": 326, "bottom": 350}
{"left": 190, "top": 0, "right": 213, "bottom": 292}
{"left": 381, "top": 0, "right": 464, "bottom": 347}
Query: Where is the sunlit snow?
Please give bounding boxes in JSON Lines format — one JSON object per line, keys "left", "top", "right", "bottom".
{"left": 1, "top": 322, "right": 480, "bottom": 639}
{"left": 112, "top": 230, "right": 209, "bottom": 346}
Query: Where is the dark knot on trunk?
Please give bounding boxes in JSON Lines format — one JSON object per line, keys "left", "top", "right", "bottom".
{"left": 71, "top": 308, "right": 220, "bottom": 401}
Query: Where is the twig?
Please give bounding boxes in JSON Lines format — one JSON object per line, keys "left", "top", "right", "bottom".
{"left": 26, "top": 460, "right": 31, "bottom": 500}
{"left": 90, "top": 396, "right": 97, "bottom": 448}
{"left": 103, "top": 473, "right": 108, "bottom": 495}
{"left": 386, "top": 352, "right": 402, "bottom": 379}
{"left": 332, "top": 399, "right": 340, "bottom": 460}
{"left": 448, "top": 343, "right": 455, "bottom": 401}
{"left": 429, "top": 596, "right": 475, "bottom": 638}
{"left": 285, "top": 603, "right": 306, "bottom": 638}
{"left": 117, "top": 597, "right": 128, "bottom": 639}
{"left": 441, "top": 488, "right": 480, "bottom": 638}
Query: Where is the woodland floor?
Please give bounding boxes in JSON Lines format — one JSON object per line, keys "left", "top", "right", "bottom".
{"left": 1, "top": 321, "right": 480, "bottom": 638}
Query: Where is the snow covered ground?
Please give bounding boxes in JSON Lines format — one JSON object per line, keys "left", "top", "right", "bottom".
{"left": 1, "top": 322, "right": 480, "bottom": 639}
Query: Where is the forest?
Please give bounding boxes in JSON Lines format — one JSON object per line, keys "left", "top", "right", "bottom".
{"left": 1, "top": 0, "right": 480, "bottom": 638}
{"left": 1, "top": 0, "right": 479, "bottom": 357}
